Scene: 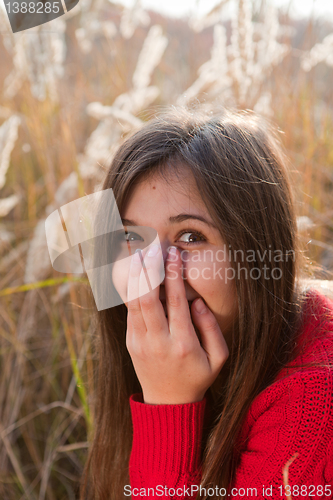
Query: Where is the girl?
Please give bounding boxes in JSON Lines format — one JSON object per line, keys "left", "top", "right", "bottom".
{"left": 80, "top": 108, "right": 333, "bottom": 500}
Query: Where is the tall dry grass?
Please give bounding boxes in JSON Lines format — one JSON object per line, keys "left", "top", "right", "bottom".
{"left": 0, "top": 0, "right": 333, "bottom": 497}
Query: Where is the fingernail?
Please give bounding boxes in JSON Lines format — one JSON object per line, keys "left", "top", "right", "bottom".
{"left": 168, "top": 246, "right": 177, "bottom": 260}
{"left": 147, "top": 244, "right": 159, "bottom": 257}
{"left": 195, "top": 298, "right": 207, "bottom": 314}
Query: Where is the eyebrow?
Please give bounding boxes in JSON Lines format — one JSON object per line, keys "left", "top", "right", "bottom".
{"left": 121, "top": 214, "right": 218, "bottom": 229}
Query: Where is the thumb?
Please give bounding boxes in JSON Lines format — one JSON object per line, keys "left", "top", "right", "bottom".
{"left": 191, "top": 298, "right": 229, "bottom": 369}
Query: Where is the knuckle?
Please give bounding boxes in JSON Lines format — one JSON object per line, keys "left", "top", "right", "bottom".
{"left": 140, "top": 295, "right": 154, "bottom": 310}
{"left": 217, "top": 346, "right": 230, "bottom": 366}
{"left": 167, "top": 293, "right": 182, "bottom": 308}
{"left": 128, "top": 338, "right": 145, "bottom": 357}
{"left": 175, "top": 339, "right": 193, "bottom": 358}
{"left": 128, "top": 303, "right": 141, "bottom": 316}
{"left": 218, "top": 347, "right": 229, "bottom": 361}
{"left": 125, "top": 336, "right": 132, "bottom": 353}
{"left": 204, "top": 317, "right": 219, "bottom": 332}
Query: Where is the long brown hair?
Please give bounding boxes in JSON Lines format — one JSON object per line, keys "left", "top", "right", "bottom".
{"left": 79, "top": 108, "right": 332, "bottom": 500}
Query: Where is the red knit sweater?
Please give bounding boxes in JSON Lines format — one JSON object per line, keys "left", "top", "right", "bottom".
{"left": 128, "top": 289, "right": 333, "bottom": 499}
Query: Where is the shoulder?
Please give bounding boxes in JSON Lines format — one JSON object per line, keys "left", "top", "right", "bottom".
{"left": 238, "top": 361, "right": 333, "bottom": 480}
{"left": 297, "top": 287, "right": 333, "bottom": 336}
{"left": 266, "top": 287, "right": 333, "bottom": 391}
{"left": 246, "top": 365, "right": 333, "bottom": 426}
{"left": 241, "top": 288, "right": 333, "bottom": 440}
{"left": 277, "top": 287, "right": 333, "bottom": 380}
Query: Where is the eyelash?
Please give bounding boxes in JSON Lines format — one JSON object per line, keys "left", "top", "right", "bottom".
{"left": 176, "top": 228, "right": 207, "bottom": 246}
{"left": 123, "top": 229, "right": 207, "bottom": 246}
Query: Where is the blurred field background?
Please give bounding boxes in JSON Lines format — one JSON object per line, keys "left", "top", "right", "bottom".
{"left": 0, "top": 0, "right": 333, "bottom": 497}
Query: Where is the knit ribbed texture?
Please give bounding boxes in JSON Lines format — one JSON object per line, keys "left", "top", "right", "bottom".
{"left": 128, "top": 289, "right": 333, "bottom": 499}
{"left": 129, "top": 393, "right": 206, "bottom": 497}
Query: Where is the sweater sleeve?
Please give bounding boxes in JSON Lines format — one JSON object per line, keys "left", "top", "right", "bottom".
{"left": 128, "top": 369, "right": 333, "bottom": 500}
{"left": 128, "top": 392, "right": 207, "bottom": 499}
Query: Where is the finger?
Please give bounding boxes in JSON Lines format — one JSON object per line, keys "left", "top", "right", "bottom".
{"left": 138, "top": 243, "right": 166, "bottom": 334}
{"left": 127, "top": 249, "right": 147, "bottom": 334}
{"left": 126, "top": 309, "right": 134, "bottom": 350}
{"left": 190, "top": 299, "right": 229, "bottom": 370}
{"left": 165, "top": 246, "right": 192, "bottom": 337}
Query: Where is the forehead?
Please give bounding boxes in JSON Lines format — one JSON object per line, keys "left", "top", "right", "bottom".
{"left": 123, "top": 169, "right": 205, "bottom": 215}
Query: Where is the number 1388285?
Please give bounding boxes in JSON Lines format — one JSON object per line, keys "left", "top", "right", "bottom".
{"left": 5, "top": 2, "right": 60, "bottom": 14}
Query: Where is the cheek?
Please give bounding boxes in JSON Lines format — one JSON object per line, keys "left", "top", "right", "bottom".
{"left": 182, "top": 259, "right": 211, "bottom": 290}
{"left": 182, "top": 256, "right": 237, "bottom": 304}
{"left": 182, "top": 256, "right": 230, "bottom": 285}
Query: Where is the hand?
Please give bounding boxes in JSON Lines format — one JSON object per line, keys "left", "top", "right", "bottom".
{"left": 126, "top": 245, "right": 229, "bottom": 405}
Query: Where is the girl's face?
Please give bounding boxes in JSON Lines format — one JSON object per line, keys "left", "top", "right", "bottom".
{"left": 112, "top": 168, "right": 239, "bottom": 339}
